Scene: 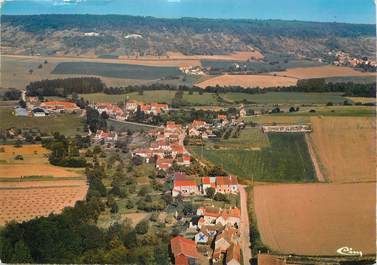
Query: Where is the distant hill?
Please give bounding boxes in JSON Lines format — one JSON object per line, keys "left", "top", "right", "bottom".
{"left": 1, "top": 14, "right": 375, "bottom": 58}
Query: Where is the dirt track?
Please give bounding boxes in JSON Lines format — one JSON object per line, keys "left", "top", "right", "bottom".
{"left": 238, "top": 185, "right": 252, "bottom": 265}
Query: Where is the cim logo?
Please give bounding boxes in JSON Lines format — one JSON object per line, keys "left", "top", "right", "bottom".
{"left": 336, "top": 246, "right": 363, "bottom": 257}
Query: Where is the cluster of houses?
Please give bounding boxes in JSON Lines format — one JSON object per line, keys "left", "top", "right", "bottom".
{"left": 261, "top": 124, "right": 312, "bottom": 133}
{"left": 132, "top": 121, "right": 191, "bottom": 171}
{"left": 330, "top": 50, "right": 377, "bottom": 69}
{"left": 125, "top": 99, "right": 169, "bottom": 116}
{"left": 172, "top": 173, "right": 239, "bottom": 197}
{"left": 179, "top": 65, "right": 205, "bottom": 75}
{"left": 170, "top": 205, "right": 242, "bottom": 265}
{"left": 92, "top": 100, "right": 169, "bottom": 121}
{"left": 15, "top": 97, "right": 80, "bottom": 117}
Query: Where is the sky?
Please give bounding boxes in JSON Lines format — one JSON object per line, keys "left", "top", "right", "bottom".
{"left": 0, "top": 0, "right": 375, "bottom": 24}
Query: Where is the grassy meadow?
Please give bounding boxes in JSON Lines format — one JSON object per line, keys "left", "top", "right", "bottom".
{"left": 220, "top": 92, "right": 348, "bottom": 104}
{"left": 0, "top": 109, "right": 85, "bottom": 136}
{"left": 82, "top": 90, "right": 219, "bottom": 105}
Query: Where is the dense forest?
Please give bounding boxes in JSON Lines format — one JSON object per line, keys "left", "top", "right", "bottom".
{"left": 2, "top": 15, "right": 375, "bottom": 57}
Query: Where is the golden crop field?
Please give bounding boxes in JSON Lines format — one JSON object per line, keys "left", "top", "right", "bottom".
{"left": 308, "top": 116, "right": 375, "bottom": 183}
{"left": 272, "top": 65, "right": 376, "bottom": 79}
{"left": 254, "top": 182, "right": 375, "bottom": 256}
{"left": 196, "top": 74, "right": 298, "bottom": 88}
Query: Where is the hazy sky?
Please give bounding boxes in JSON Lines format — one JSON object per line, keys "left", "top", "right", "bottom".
{"left": 1, "top": 0, "right": 375, "bottom": 24}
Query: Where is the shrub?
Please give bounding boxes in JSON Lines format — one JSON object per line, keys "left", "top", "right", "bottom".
{"left": 135, "top": 220, "right": 149, "bottom": 234}
{"left": 14, "top": 155, "right": 24, "bottom": 160}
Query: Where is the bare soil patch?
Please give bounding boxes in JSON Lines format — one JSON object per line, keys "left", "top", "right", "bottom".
{"left": 196, "top": 74, "right": 298, "bottom": 88}
{"left": 254, "top": 182, "right": 375, "bottom": 256}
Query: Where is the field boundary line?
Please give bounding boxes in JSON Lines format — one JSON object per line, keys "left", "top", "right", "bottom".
{"left": 305, "top": 134, "right": 326, "bottom": 182}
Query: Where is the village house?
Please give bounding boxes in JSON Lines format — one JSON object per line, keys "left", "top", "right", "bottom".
{"left": 194, "top": 224, "right": 219, "bottom": 244}
{"left": 94, "top": 103, "right": 124, "bottom": 119}
{"left": 125, "top": 99, "right": 139, "bottom": 112}
{"left": 201, "top": 176, "right": 238, "bottom": 194}
{"left": 226, "top": 243, "right": 241, "bottom": 265}
{"left": 172, "top": 177, "right": 199, "bottom": 197}
{"left": 175, "top": 154, "right": 191, "bottom": 167}
{"left": 132, "top": 148, "right": 153, "bottom": 162}
{"left": 170, "top": 236, "right": 200, "bottom": 265}
{"left": 213, "top": 226, "right": 240, "bottom": 263}
{"left": 40, "top": 101, "right": 80, "bottom": 113}
{"left": 93, "top": 130, "right": 118, "bottom": 143}
{"left": 156, "top": 157, "right": 173, "bottom": 171}
{"left": 215, "top": 207, "right": 241, "bottom": 227}
{"left": 196, "top": 207, "right": 241, "bottom": 228}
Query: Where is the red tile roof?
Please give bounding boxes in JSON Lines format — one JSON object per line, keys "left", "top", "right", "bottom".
{"left": 171, "top": 236, "right": 199, "bottom": 259}
{"left": 216, "top": 176, "right": 238, "bottom": 186}
{"left": 41, "top": 101, "right": 78, "bottom": 109}
{"left": 175, "top": 254, "right": 189, "bottom": 265}
{"left": 174, "top": 179, "right": 197, "bottom": 187}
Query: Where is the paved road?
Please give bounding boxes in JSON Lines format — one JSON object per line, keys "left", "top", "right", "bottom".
{"left": 239, "top": 185, "right": 252, "bottom": 265}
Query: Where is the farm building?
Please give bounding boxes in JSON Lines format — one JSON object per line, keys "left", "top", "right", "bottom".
{"left": 32, "top": 107, "right": 48, "bottom": 117}
{"left": 262, "top": 124, "right": 312, "bottom": 133}
{"left": 40, "top": 101, "right": 80, "bottom": 113}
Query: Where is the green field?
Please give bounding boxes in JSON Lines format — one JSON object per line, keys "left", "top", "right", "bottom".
{"left": 220, "top": 92, "right": 348, "bottom": 104}
{"left": 206, "top": 128, "right": 270, "bottom": 149}
{"left": 82, "top": 90, "right": 219, "bottom": 105}
{"left": 190, "top": 133, "right": 315, "bottom": 182}
{"left": 52, "top": 62, "right": 182, "bottom": 80}
{"left": 0, "top": 108, "right": 85, "bottom": 136}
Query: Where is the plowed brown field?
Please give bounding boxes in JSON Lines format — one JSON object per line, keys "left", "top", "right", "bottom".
{"left": 308, "top": 117, "right": 375, "bottom": 182}
{"left": 254, "top": 182, "right": 375, "bottom": 256}
{"left": 196, "top": 74, "right": 298, "bottom": 88}
{"left": 0, "top": 185, "right": 88, "bottom": 225}
{"left": 272, "top": 65, "right": 376, "bottom": 79}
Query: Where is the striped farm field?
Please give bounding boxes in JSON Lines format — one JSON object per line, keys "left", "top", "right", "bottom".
{"left": 0, "top": 144, "right": 87, "bottom": 225}
{"left": 0, "top": 185, "right": 87, "bottom": 225}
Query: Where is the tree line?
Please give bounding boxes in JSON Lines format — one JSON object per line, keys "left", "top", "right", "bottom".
{"left": 25, "top": 77, "right": 376, "bottom": 99}
{"left": 26, "top": 77, "right": 105, "bottom": 97}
